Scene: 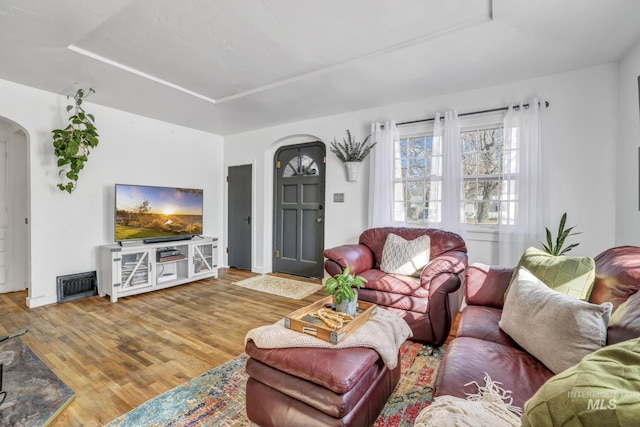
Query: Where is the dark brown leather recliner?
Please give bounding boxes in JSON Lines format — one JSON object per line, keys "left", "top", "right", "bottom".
{"left": 434, "top": 245, "right": 640, "bottom": 410}
{"left": 323, "top": 227, "right": 468, "bottom": 345}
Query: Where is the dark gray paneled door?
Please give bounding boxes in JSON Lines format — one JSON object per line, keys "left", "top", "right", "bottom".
{"left": 228, "top": 164, "right": 252, "bottom": 270}
{"left": 274, "top": 142, "right": 325, "bottom": 278}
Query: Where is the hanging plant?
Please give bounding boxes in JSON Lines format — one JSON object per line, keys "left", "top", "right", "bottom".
{"left": 52, "top": 88, "right": 99, "bottom": 193}
{"left": 329, "top": 130, "right": 376, "bottom": 162}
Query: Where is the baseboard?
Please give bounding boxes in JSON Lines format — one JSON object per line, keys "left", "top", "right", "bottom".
{"left": 26, "top": 294, "right": 58, "bottom": 308}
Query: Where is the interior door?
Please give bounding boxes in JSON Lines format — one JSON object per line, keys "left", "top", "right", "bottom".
{"left": 0, "top": 124, "right": 28, "bottom": 295}
{"left": 227, "top": 164, "right": 252, "bottom": 270}
{"left": 274, "top": 142, "right": 325, "bottom": 278}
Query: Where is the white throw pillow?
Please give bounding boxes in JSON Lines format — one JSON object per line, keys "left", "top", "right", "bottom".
{"left": 499, "top": 267, "right": 612, "bottom": 374}
{"left": 379, "top": 233, "right": 430, "bottom": 277}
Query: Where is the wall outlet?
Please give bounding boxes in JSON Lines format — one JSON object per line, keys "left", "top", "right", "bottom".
{"left": 333, "top": 193, "right": 345, "bottom": 202}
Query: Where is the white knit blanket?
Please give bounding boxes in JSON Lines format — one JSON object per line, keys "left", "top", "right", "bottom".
{"left": 244, "top": 308, "right": 412, "bottom": 369}
{"left": 414, "top": 373, "right": 522, "bottom": 427}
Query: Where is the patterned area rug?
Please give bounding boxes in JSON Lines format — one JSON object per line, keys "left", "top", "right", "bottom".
{"left": 0, "top": 338, "right": 75, "bottom": 427}
{"left": 231, "top": 275, "right": 322, "bottom": 300}
{"left": 108, "top": 340, "right": 445, "bottom": 427}
{"left": 374, "top": 341, "right": 446, "bottom": 426}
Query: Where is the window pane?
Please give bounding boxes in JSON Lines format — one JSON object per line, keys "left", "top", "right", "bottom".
{"left": 461, "top": 124, "right": 508, "bottom": 225}
{"left": 394, "top": 158, "right": 403, "bottom": 179}
{"left": 407, "top": 158, "right": 426, "bottom": 177}
{"left": 394, "top": 201, "right": 406, "bottom": 222}
{"left": 283, "top": 155, "right": 319, "bottom": 177}
{"left": 462, "top": 151, "right": 477, "bottom": 175}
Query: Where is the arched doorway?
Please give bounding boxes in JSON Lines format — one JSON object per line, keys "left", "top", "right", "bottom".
{"left": 0, "top": 117, "right": 30, "bottom": 295}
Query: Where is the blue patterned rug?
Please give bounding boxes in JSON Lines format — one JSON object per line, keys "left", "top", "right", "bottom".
{"left": 0, "top": 338, "right": 75, "bottom": 427}
{"left": 109, "top": 354, "right": 251, "bottom": 427}
{"left": 109, "top": 341, "right": 445, "bottom": 426}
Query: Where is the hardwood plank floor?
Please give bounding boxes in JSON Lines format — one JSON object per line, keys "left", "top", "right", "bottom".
{"left": 0, "top": 269, "right": 459, "bottom": 426}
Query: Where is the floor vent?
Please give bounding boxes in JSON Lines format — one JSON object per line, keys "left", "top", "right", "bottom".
{"left": 57, "top": 271, "right": 98, "bottom": 303}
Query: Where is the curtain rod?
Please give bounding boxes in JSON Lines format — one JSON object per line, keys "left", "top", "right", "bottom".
{"left": 396, "top": 100, "right": 550, "bottom": 126}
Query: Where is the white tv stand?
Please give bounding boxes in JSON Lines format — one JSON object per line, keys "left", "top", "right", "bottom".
{"left": 98, "top": 236, "right": 218, "bottom": 302}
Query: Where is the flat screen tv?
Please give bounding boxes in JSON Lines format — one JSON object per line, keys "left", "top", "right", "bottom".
{"left": 115, "top": 184, "right": 203, "bottom": 243}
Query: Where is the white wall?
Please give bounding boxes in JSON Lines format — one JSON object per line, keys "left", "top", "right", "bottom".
{"left": 225, "top": 63, "right": 619, "bottom": 270}
{"left": 0, "top": 78, "right": 224, "bottom": 307}
{"left": 616, "top": 39, "right": 640, "bottom": 245}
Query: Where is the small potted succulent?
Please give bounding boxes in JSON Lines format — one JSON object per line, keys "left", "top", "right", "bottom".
{"left": 329, "top": 130, "right": 377, "bottom": 181}
{"left": 325, "top": 265, "right": 367, "bottom": 316}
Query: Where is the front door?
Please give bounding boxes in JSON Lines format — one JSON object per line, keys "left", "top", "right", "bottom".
{"left": 227, "top": 164, "right": 252, "bottom": 270}
{"left": 273, "top": 142, "right": 325, "bottom": 278}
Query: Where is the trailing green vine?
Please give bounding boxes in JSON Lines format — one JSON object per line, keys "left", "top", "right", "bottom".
{"left": 52, "top": 88, "right": 99, "bottom": 193}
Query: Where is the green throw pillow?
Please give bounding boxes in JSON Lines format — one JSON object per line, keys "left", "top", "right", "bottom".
{"left": 508, "top": 247, "right": 596, "bottom": 301}
{"left": 522, "top": 337, "right": 640, "bottom": 426}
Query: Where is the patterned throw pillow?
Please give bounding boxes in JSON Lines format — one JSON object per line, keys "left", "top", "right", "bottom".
{"left": 508, "top": 247, "right": 596, "bottom": 301}
{"left": 380, "top": 233, "right": 431, "bottom": 277}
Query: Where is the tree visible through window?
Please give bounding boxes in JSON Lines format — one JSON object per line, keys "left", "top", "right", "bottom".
{"left": 393, "top": 133, "right": 442, "bottom": 223}
{"left": 461, "top": 123, "right": 505, "bottom": 225}
{"left": 394, "top": 115, "right": 515, "bottom": 226}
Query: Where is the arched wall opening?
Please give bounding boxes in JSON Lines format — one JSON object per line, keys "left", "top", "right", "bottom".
{"left": 259, "top": 134, "right": 325, "bottom": 273}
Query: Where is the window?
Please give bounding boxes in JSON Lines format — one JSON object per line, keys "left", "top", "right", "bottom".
{"left": 460, "top": 121, "right": 506, "bottom": 225}
{"left": 394, "top": 113, "right": 514, "bottom": 227}
{"left": 282, "top": 155, "right": 319, "bottom": 177}
{"left": 393, "top": 130, "right": 442, "bottom": 223}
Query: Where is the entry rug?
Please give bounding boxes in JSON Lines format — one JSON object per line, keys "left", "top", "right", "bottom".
{"left": 231, "top": 275, "right": 322, "bottom": 300}
{"left": 0, "top": 338, "right": 75, "bottom": 427}
{"left": 108, "top": 341, "right": 445, "bottom": 427}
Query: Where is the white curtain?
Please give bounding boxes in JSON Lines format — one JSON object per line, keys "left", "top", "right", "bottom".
{"left": 498, "top": 99, "right": 546, "bottom": 266}
{"left": 436, "top": 111, "right": 464, "bottom": 233}
{"left": 368, "top": 121, "right": 398, "bottom": 227}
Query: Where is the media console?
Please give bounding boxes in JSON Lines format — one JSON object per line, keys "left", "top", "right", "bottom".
{"left": 98, "top": 236, "right": 218, "bottom": 302}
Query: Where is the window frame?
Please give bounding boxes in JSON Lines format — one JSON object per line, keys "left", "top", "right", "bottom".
{"left": 392, "top": 122, "right": 439, "bottom": 225}
{"left": 394, "top": 111, "right": 512, "bottom": 230}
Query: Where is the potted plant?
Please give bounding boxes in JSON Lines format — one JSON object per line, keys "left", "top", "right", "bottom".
{"left": 541, "top": 212, "right": 582, "bottom": 255}
{"left": 329, "top": 130, "right": 377, "bottom": 181}
{"left": 325, "top": 265, "right": 367, "bottom": 316}
{"left": 52, "top": 88, "right": 99, "bottom": 193}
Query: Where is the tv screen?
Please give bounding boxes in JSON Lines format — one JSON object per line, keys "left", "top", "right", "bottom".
{"left": 115, "top": 184, "right": 203, "bottom": 243}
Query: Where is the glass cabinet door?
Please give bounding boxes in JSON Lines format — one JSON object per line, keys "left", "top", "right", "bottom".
{"left": 120, "top": 250, "right": 151, "bottom": 288}
{"left": 192, "top": 243, "right": 214, "bottom": 276}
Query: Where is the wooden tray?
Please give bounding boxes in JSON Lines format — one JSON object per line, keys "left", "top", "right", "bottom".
{"left": 284, "top": 296, "right": 377, "bottom": 344}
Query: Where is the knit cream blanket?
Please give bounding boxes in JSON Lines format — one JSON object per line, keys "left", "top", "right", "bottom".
{"left": 413, "top": 373, "right": 523, "bottom": 427}
{"left": 244, "top": 308, "right": 412, "bottom": 369}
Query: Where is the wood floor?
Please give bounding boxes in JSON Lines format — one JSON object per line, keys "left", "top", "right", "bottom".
{"left": 0, "top": 268, "right": 458, "bottom": 426}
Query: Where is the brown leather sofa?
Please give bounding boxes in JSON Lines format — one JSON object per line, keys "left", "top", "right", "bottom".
{"left": 434, "top": 246, "right": 640, "bottom": 410}
{"left": 323, "top": 227, "right": 468, "bottom": 345}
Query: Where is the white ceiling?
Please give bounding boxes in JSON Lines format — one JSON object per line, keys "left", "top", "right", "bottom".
{"left": 1, "top": 0, "right": 639, "bottom": 136}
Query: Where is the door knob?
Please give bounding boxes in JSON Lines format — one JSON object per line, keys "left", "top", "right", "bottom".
{"left": 316, "top": 217, "right": 323, "bottom": 223}
{"left": 245, "top": 216, "right": 251, "bottom": 225}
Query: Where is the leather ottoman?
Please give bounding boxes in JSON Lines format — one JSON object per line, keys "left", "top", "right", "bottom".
{"left": 245, "top": 340, "right": 401, "bottom": 426}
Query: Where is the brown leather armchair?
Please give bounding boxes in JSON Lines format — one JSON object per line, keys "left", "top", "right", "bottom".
{"left": 323, "top": 227, "right": 468, "bottom": 345}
